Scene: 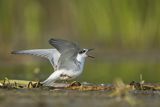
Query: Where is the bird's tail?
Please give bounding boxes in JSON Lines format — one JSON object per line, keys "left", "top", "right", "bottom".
{"left": 41, "top": 71, "right": 60, "bottom": 86}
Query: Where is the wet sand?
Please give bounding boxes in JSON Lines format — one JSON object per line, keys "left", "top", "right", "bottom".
{"left": 0, "top": 88, "right": 160, "bottom": 107}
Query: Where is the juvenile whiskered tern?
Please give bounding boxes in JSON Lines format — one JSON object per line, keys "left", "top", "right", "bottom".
{"left": 11, "top": 38, "right": 94, "bottom": 86}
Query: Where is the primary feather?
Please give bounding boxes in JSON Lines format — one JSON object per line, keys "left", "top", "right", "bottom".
{"left": 11, "top": 49, "right": 60, "bottom": 70}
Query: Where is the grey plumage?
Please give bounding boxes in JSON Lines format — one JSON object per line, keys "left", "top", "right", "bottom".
{"left": 49, "top": 38, "right": 80, "bottom": 53}
{"left": 49, "top": 38, "right": 81, "bottom": 70}
{"left": 57, "top": 49, "right": 81, "bottom": 71}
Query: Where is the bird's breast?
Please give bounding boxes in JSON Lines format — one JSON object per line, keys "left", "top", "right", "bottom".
{"left": 59, "top": 69, "right": 83, "bottom": 80}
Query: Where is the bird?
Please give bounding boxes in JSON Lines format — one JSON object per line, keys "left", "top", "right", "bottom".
{"left": 11, "top": 38, "right": 94, "bottom": 86}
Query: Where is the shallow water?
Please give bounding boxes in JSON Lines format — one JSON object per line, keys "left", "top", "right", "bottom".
{"left": 1, "top": 59, "right": 160, "bottom": 83}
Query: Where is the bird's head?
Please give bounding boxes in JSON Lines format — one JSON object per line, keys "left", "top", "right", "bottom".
{"left": 77, "top": 48, "right": 94, "bottom": 59}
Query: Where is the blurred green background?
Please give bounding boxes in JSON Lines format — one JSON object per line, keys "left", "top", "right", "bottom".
{"left": 0, "top": 0, "right": 160, "bottom": 83}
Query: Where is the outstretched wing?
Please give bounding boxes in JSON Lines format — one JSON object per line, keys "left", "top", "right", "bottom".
{"left": 49, "top": 38, "right": 80, "bottom": 53}
{"left": 49, "top": 38, "right": 81, "bottom": 70}
{"left": 11, "top": 49, "right": 60, "bottom": 70}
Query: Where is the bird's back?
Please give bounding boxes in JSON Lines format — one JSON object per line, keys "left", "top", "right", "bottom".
{"left": 57, "top": 49, "right": 80, "bottom": 71}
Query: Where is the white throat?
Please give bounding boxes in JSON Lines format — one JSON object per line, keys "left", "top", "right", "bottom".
{"left": 76, "top": 54, "right": 87, "bottom": 71}
{"left": 76, "top": 54, "right": 86, "bottom": 62}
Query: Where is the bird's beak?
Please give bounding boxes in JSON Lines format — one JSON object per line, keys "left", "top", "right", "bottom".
{"left": 87, "top": 49, "right": 94, "bottom": 58}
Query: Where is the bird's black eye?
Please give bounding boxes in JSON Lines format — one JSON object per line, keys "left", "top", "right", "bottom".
{"left": 79, "top": 49, "right": 86, "bottom": 54}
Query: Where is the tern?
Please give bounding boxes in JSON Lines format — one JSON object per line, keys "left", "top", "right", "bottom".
{"left": 11, "top": 38, "right": 94, "bottom": 86}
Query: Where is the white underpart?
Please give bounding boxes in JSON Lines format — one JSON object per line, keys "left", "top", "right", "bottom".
{"left": 42, "top": 69, "right": 83, "bottom": 86}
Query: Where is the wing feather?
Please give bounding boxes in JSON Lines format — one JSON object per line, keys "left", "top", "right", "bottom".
{"left": 48, "top": 38, "right": 81, "bottom": 70}
{"left": 48, "top": 38, "right": 80, "bottom": 53}
{"left": 11, "top": 49, "right": 60, "bottom": 70}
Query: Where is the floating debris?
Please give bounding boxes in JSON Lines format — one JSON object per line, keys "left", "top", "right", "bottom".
{"left": 130, "top": 81, "right": 160, "bottom": 91}
{"left": 0, "top": 78, "right": 160, "bottom": 91}
{"left": 0, "top": 77, "right": 40, "bottom": 89}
